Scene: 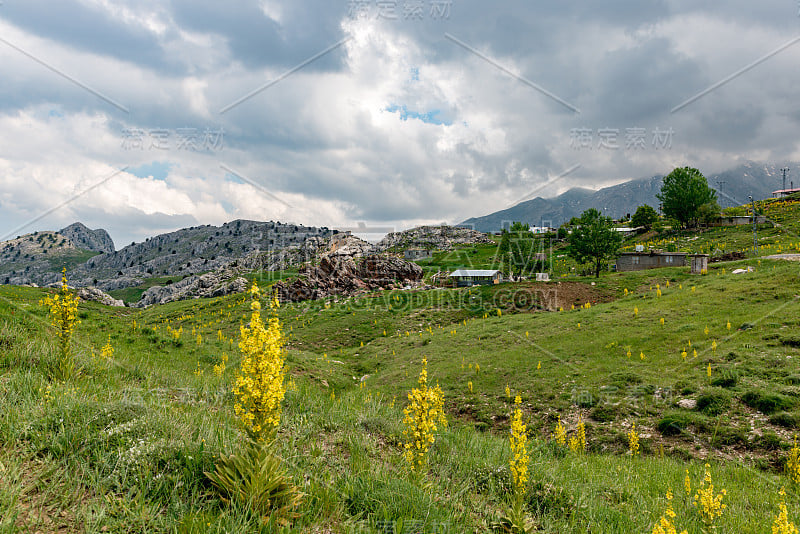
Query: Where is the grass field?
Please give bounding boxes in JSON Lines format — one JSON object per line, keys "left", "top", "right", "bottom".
{"left": 2, "top": 203, "right": 800, "bottom": 532}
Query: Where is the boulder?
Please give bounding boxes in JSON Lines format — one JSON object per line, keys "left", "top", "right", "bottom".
{"left": 76, "top": 287, "right": 125, "bottom": 307}
{"left": 135, "top": 270, "right": 249, "bottom": 307}
{"left": 273, "top": 254, "right": 423, "bottom": 303}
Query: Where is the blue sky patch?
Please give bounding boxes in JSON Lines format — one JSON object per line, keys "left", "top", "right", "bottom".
{"left": 385, "top": 104, "right": 451, "bottom": 126}
{"left": 129, "top": 161, "right": 172, "bottom": 181}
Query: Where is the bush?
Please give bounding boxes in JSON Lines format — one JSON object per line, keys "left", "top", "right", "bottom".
{"left": 741, "top": 391, "right": 795, "bottom": 414}
{"left": 589, "top": 404, "right": 619, "bottom": 423}
{"left": 710, "top": 369, "right": 738, "bottom": 388}
{"left": 711, "top": 426, "right": 747, "bottom": 447}
{"left": 752, "top": 431, "right": 783, "bottom": 451}
{"left": 696, "top": 389, "right": 731, "bottom": 415}
{"left": 526, "top": 480, "right": 575, "bottom": 517}
{"left": 656, "top": 412, "right": 691, "bottom": 436}
{"left": 768, "top": 412, "right": 800, "bottom": 429}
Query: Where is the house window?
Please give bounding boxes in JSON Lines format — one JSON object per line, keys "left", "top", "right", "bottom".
{"left": 632, "top": 256, "right": 639, "bottom": 265}
{"left": 665, "top": 256, "right": 673, "bottom": 264}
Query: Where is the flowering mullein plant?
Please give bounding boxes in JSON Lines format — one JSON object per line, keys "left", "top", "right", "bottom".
{"left": 40, "top": 268, "right": 80, "bottom": 379}
{"left": 232, "top": 282, "right": 287, "bottom": 441}
{"left": 207, "top": 281, "right": 301, "bottom": 522}
{"left": 494, "top": 394, "right": 535, "bottom": 533}
{"left": 402, "top": 358, "right": 447, "bottom": 471}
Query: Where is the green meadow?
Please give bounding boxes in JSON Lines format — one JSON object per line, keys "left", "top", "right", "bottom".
{"left": 2, "top": 203, "right": 800, "bottom": 532}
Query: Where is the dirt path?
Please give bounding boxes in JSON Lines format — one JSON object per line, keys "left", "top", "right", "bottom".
{"left": 763, "top": 254, "right": 800, "bottom": 261}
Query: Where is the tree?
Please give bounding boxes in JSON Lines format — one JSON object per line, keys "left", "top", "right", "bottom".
{"left": 568, "top": 208, "right": 623, "bottom": 278}
{"left": 631, "top": 204, "right": 659, "bottom": 231}
{"left": 509, "top": 221, "right": 530, "bottom": 233}
{"left": 656, "top": 167, "right": 717, "bottom": 228}
{"left": 698, "top": 200, "right": 721, "bottom": 225}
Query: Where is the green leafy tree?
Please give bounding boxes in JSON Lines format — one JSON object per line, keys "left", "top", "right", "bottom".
{"left": 631, "top": 205, "right": 659, "bottom": 231}
{"left": 568, "top": 208, "right": 623, "bottom": 278}
{"left": 698, "top": 200, "right": 722, "bottom": 225}
{"left": 656, "top": 167, "right": 717, "bottom": 228}
{"left": 509, "top": 221, "right": 530, "bottom": 233}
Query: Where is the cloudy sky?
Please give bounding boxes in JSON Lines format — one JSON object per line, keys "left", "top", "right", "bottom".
{"left": 1, "top": 1, "right": 799, "bottom": 246}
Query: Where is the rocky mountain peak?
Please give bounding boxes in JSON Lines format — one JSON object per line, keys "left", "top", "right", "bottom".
{"left": 59, "top": 222, "right": 115, "bottom": 253}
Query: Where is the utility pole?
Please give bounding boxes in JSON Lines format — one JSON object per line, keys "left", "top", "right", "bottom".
{"left": 782, "top": 167, "right": 790, "bottom": 192}
{"left": 749, "top": 196, "right": 758, "bottom": 255}
{"left": 716, "top": 180, "right": 726, "bottom": 208}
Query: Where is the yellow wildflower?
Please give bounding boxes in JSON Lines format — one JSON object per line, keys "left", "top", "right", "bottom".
{"left": 402, "top": 358, "right": 447, "bottom": 471}
{"left": 693, "top": 463, "right": 727, "bottom": 528}
{"left": 628, "top": 422, "right": 640, "bottom": 457}
{"left": 509, "top": 395, "right": 529, "bottom": 494}
{"left": 232, "top": 282, "right": 287, "bottom": 441}
{"left": 553, "top": 416, "right": 566, "bottom": 446}
{"left": 773, "top": 487, "right": 798, "bottom": 534}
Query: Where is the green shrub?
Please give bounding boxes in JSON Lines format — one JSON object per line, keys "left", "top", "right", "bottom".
{"left": 741, "top": 391, "right": 795, "bottom": 414}
{"left": 768, "top": 412, "right": 800, "bottom": 429}
{"left": 751, "top": 431, "right": 782, "bottom": 451}
{"left": 711, "top": 426, "right": 747, "bottom": 447}
{"left": 526, "top": 480, "right": 575, "bottom": 517}
{"left": 589, "top": 404, "right": 619, "bottom": 423}
{"left": 696, "top": 389, "right": 731, "bottom": 415}
{"left": 656, "top": 412, "right": 692, "bottom": 436}
{"left": 609, "top": 372, "right": 642, "bottom": 388}
{"left": 710, "top": 369, "right": 738, "bottom": 388}
{"left": 472, "top": 465, "right": 511, "bottom": 496}
{"left": 786, "top": 375, "right": 800, "bottom": 386}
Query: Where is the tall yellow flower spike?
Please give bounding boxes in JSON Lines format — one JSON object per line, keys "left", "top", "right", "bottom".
{"left": 402, "top": 358, "right": 447, "bottom": 471}
{"left": 232, "top": 282, "right": 287, "bottom": 441}
{"left": 773, "top": 487, "right": 799, "bottom": 534}
{"left": 651, "top": 489, "right": 688, "bottom": 534}
{"left": 554, "top": 416, "right": 566, "bottom": 446}
{"left": 39, "top": 268, "right": 81, "bottom": 377}
{"left": 509, "top": 395, "right": 529, "bottom": 495}
{"left": 693, "top": 463, "right": 727, "bottom": 529}
{"left": 627, "top": 422, "right": 639, "bottom": 456}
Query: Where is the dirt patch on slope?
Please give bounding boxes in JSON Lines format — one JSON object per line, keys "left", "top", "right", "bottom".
{"left": 484, "top": 281, "right": 614, "bottom": 312}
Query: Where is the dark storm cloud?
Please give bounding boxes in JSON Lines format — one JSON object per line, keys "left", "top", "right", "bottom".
{"left": 169, "top": 0, "right": 347, "bottom": 70}
{"left": 1, "top": 0, "right": 799, "bottom": 242}
{"left": 589, "top": 37, "right": 704, "bottom": 124}
{"left": 0, "top": 0, "right": 170, "bottom": 71}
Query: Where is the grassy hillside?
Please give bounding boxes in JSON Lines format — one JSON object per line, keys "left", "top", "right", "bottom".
{"left": 1, "top": 245, "right": 800, "bottom": 531}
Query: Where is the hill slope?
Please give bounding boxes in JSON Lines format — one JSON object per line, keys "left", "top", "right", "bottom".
{"left": 461, "top": 161, "right": 788, "bottom": 232}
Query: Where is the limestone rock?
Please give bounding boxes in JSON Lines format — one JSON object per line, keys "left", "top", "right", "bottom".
{"left": 273, "top": 253, "right": 423, "bottom": 303}
{"left": 76, "top": 287, "right": 125, "bottom": 307}
{"left": 375, "top": 225, "right": 493, "bottom": 252}
{"left": 135, "top": 269, "right": 249, "bottom": 307}
{"left": 59, "top": 222, "right": 115, "bottom": 253}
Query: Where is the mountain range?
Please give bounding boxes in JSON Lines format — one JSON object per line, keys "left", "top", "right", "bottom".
{"left": 0, "top": 220, "right": 336, "bottom": 291}
{"left": 460, "top": 161, "right": 791, "bottom": 232}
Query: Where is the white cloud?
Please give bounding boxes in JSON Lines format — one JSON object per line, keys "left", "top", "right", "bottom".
{"left": 1, "top": 1, "right": 799, "bottom": 244}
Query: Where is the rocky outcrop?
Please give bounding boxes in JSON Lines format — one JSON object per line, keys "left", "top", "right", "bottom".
{"left": 76, "top": 287, "right": 124, "bottom": 307}
{"left": 68, "top": 219, "right": 335, "bottom": 290}
{"left": 59, "top": 222, "right": 115, "bottom": 253}
{"left": 273, "top": 254, "right": 423, "bottom": 303}
{"left": 326, "top": 233, "right": 375, "bottom": 258}
{"left": 375, "top": 225, "right": 494, "bottom": 252}
{"left": 134, "top": 268, "right": 249, "bottom": 307}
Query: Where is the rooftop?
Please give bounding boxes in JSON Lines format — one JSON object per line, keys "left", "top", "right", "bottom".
{"left": 449, "top": 269, "right": 500, "bottom": 277}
